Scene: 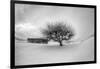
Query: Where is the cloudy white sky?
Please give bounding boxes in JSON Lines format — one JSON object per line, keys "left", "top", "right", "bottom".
{"left": 15, "top": 4, "right": 94, "bottom": 40}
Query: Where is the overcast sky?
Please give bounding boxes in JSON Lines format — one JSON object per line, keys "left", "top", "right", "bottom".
{"left": 15, "top": 4, "right": 94, "bottom": 40}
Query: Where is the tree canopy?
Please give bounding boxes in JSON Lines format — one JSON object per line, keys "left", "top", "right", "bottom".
{"left": 42, "top": 22, "right": 75, "bottom": 46}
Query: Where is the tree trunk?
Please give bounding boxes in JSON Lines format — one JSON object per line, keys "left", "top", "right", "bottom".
{"left": 59, "top": 41, "right": 63, "bottom": 46}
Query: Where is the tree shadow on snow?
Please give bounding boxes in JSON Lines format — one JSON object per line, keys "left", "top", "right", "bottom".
{"left": 40, "top": 43, "right": 81, "bottom": 51}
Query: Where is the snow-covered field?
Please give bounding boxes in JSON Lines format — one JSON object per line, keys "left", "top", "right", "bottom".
{"left": 15, "top": 38, "right": 94, "bottom": 65}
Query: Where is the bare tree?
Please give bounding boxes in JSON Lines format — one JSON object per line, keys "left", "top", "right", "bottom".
{"left": 42, "top": 22, "right": 75, "bottom": 46}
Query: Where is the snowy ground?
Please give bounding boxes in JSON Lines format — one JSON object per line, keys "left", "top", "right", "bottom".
{"left": 15, "top": 38, "right": 94, "bottom": 65}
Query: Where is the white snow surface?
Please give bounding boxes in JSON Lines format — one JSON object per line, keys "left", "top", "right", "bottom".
{"left": 15, "top": 36, "right": 94, "bottom": 65}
